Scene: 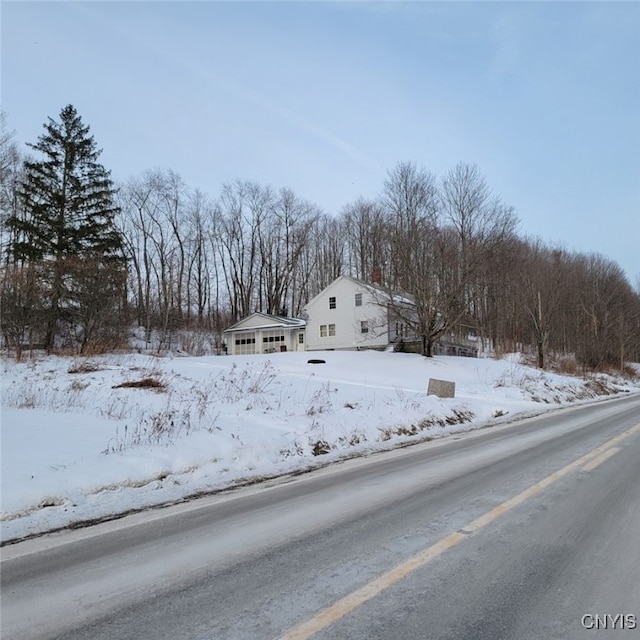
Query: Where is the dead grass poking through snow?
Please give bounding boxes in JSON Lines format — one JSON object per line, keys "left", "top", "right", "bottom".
{"left": 68, "top": 361, "right": 104, "bottom": 374}
{"left": 112, "top": 377, "right": 167, "bottom": 390}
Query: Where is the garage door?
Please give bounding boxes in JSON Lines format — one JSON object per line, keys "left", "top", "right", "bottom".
{"left": 234, "top": 333, "right": 256, "bottom": 355}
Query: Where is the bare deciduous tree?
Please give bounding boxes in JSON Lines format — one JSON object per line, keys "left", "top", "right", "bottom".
{"left": 343, "top": 198, "right": 388, "bottom": 282}
{"left": 257, "top": 187, "right": 318, "bottom": 316}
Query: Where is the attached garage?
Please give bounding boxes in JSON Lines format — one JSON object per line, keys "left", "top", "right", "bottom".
{"left": 223, "top": 313, "right": 306, "bottom": 356}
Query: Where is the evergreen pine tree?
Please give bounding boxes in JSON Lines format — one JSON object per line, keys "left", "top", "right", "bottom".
{"left": 6, "top": 104, "right": 125, "bottom": 351}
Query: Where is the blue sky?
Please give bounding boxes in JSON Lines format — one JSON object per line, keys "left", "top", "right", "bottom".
{"left": 2, "top": 1, "right": 639, "bottom": 282}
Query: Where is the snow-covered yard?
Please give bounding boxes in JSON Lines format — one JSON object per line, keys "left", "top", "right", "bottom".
{"left": 1, "top": 350, "right": 638, "bottom": 544}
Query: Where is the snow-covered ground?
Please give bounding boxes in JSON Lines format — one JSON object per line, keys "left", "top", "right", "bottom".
{"left": 1, "top": 350, "right": 638, "bottom": 544}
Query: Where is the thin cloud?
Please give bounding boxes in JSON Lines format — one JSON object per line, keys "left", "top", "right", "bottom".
{"left": 77, "top": 2, "right": 381, "bottom": 173}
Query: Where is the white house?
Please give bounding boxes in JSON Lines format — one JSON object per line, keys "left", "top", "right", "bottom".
{"left": 222, "top": 313, "right": 306, "bottom": 356}
{"left": 303, "top": 275, "right": 411, "bottom": 351}
{"left": 222, "top": 277, "right": 478, "bottom": 357}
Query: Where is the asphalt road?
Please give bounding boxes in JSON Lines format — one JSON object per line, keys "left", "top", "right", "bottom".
{"left": 2, "top": 394, "right": 639, "bottom": 640}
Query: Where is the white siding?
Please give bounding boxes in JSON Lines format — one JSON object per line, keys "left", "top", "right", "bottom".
{"left": 229, "top": 314, "right": 275, "bottom": 330}
{"left": 304, "top": 276, "right": 389, "bottom": 351}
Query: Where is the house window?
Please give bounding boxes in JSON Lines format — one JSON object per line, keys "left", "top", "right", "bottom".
{"left": 329, "top": 296, "right": 336, "bottom": 309}
{"left": 320, "top": 324, "right": 336, "bottom": 337}
{"left": 298, "top": 333, "right": 304, "bottom": 344}
{"left": 361, "top": 321, "right": 369, "bottom": 334}
{"left": 355, "top": 293, "right": 362, "bottom": 307}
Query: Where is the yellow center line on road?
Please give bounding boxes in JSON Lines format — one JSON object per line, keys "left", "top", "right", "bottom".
{"left": 582, "top": 446, "right": 622, "bottom": 472}
{"left": 276, "top": 422, "right": 640, "bottom": 640}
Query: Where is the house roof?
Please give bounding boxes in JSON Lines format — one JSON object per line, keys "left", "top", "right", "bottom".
{"left": 223, "top": 312, "right": 306, "bottom": 334}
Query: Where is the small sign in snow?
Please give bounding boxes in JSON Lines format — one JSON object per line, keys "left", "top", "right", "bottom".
{"left": 427, "top": 378, "right": 456, "bottom": 398}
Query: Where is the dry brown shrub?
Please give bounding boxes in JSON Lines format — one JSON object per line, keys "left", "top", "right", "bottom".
{"left": 555, "top": 355, "right": 579, "bottom": 376}
{"left": 112, "top": 377, "right": 166, "bottom": 390}
{"left": 68, "top": 361, "right": 102, "bottom": 374}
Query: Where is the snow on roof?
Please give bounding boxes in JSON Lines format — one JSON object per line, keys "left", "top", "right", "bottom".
{"left": 223, "top": 312, "right": 306, "bottom": 333}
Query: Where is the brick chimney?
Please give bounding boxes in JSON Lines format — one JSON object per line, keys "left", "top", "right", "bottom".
{"left": 372, "top": 266, "right": 382, "bottom": 285}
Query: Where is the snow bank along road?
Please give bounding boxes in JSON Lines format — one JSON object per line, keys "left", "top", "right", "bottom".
{"left": 2, "top": 394, "right": 639, "bottom": 640}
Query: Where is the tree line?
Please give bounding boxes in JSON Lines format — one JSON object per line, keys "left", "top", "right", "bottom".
{"left": 1, "top": 106, "right": 639, "bottom": 369}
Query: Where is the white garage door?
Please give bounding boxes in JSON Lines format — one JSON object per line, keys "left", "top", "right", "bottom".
{"left": 234, "top": 333, "right": 256, "bottom": 355}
